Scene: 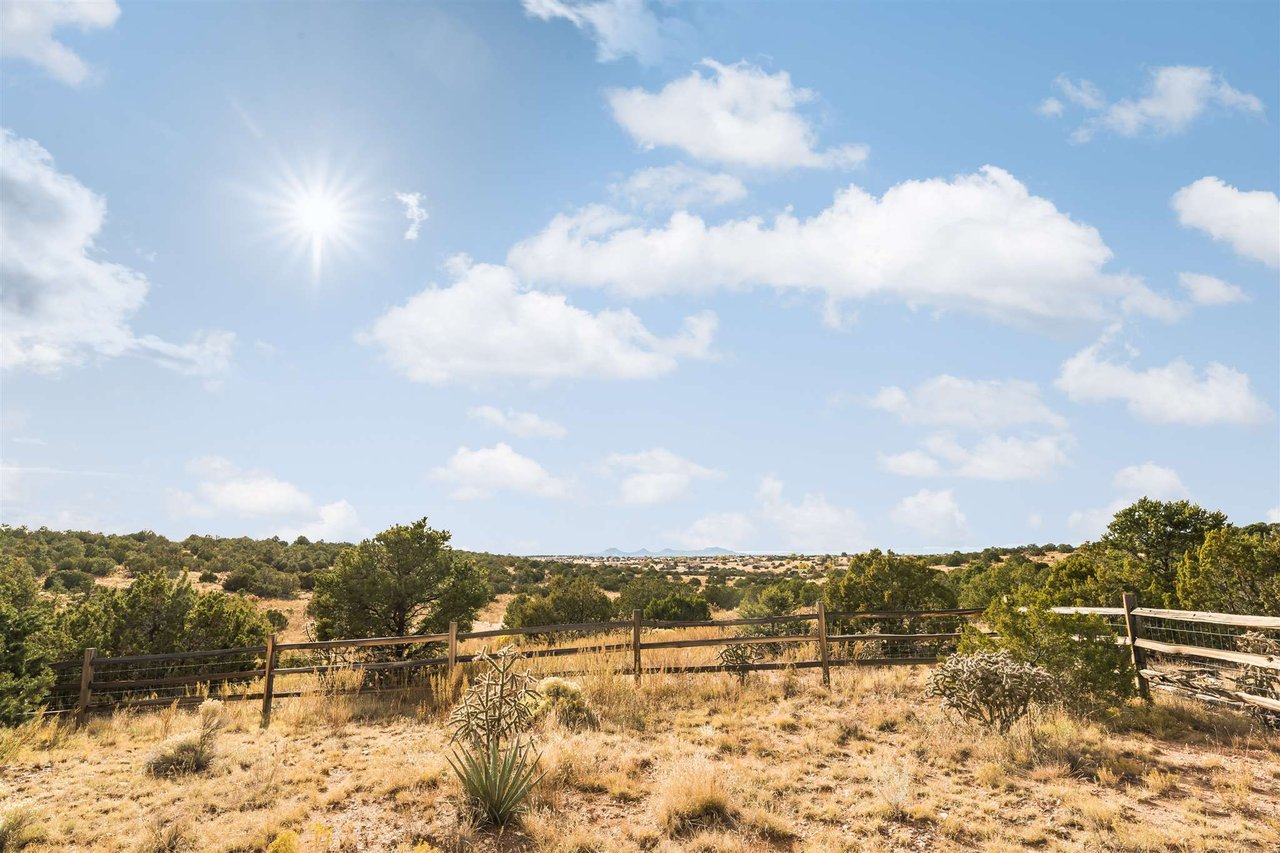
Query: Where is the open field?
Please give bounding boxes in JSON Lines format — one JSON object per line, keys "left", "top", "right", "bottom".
{"left": 3, "top": 664, "right": 1277, "bottom": 852}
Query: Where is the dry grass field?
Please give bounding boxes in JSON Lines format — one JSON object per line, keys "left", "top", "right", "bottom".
{"left": 2, "top": 660, "right": 1277, "bottom": 853}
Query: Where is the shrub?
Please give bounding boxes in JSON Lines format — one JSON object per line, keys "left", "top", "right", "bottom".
{"left": 0, "top": 558, "right": 55, "bottom": 726}
{"left": 0, "top": 806, "right": 45, "bottom": 852}
{"left": 265, "top": 830, "right": 302, "bottom": 853}
{"left": 503, "top": 576, "right": 614, "bottom": 633}
{"left": 222, "top": 566, "right": 298, "bottom": 599}
{"left": 533, "top": 677, "right": 596, "bottom": 729}
{"left": 717, "top": 642, "right": 763, "bottom": 683}
{"left": 145, "top": 700, "right": 225, "bottom": 776}
{"left": 197, "top": 570, "right": 218, "bottom": 584}
{"left": 643, "top": 592, "right": 710, "bottom": 622}
{"left": 654, "top": 760, "right": 737, "bottom": 836}
{"left": 928, "top": 651, "right": 1053, "bottom": 733}
{"left": 265, "top": 609, "right": 289, "bottom": 632}
{"left": 961, "top": 600, "right": 1136, "bottom": 711}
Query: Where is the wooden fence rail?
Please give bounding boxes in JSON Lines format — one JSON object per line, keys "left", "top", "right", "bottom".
{"left": 48, "top": 596, "right": 1280, "bottom": 727}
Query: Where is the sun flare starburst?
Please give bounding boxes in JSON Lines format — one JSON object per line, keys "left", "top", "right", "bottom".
{"left": 255, "top": 161, "right": 368, "bottom": 283}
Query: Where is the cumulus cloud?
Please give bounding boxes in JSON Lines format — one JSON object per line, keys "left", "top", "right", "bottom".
{"left": 880, "top": 433, "right": 1070, "bottom": 481}
{"left": 670, "top": 476, "right": 864, "bottom": 553}
{"left": 0, "top": 129, "right": 235, "bottom": 377}
{"left": 509, "top": 166, "right": 1180, "bottom": 328}
{"left": 171, "top": 457, "right": 361, "bottom": 540}
{"left": 1068, "top": 462, "right": 1189, "bottom": 538}
{"left": 431, "top": 443, "right": 568, "bottom": 500}
{"left": 602, "top": 448, "right": 722, "bottom": 505}
{"left": 607, "top": 60, "right": 868, "bottom": 170}
{"left": 1045, "top": 66, "right": 1263, "bottom": 142}
{"left": 0, "top": 0, "right": 119, "bottom": 85}
{"left": 890, "top": 488, "right": 968, "bottom": 543}
{"left": 1057, "top": 330, "right": 1270, "bottom": 426}
{"left": 869, "top": 375, "right": 1066, "bottom": 431}
{"left": 611, "top": 164, "right": 747, "bottom": 212}
{"left": 395, "top": 191, "right": 428, "bottom": 240}
{"left": 1172, "top": 177, "right": 1280, "bottom": 268}
{"left": 1267, "top": 506, "right": 1280, "bottom": 524}
{"left": 468, "top": 405, "right": 567, "bottom": 439}
{"left": 521, "top": 0, "right": 689, "bottom": 65}
{"left": 1178, "top": 272, "right": 1248, "bottom": 306}
{"left": 357, "top": 257, "right": 715, "bottom": 384}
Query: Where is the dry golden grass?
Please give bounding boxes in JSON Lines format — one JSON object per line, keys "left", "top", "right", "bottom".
{"left": 2, "top": 662, "right": 1277, "bottom": 852}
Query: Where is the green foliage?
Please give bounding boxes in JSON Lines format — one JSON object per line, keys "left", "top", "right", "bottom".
{"left": 961, "top": 600, "right": 1136, "bottom": 711}
{"left": 0, "top": 557, "right": 55, "bottom": 725}
{"left": 950, "top": 555, "right": 1048, "bottom": 609}
{"left": 1100, "top": 498, "right": 1228, "bottom": 605}
{"left": 928, "top": 650, "right": 1053, "bottom": 733}
{"left": 265, "top": 609, "right": 289, "bottom": 632}
{"left": 1040, "top": 544, "right": 1139, "bottom": 607}
{"left": 824, "top": 550, "right": 958, "bottom": 613}
{"left": 447, "top": 738, "right": 543, "bottom": 827}
{"left": 221, "top": 565, "right": 299, "bottom": 599}
{"left": 309, "top": 518, "right": 488, "bottom": 640}
{"left": 1176, "top": 527, "right": 1280, "bottom": 616}
{"left": 702, "top": 582, "right": 744, "bottom": 611}
{"left": 503, "top": 576, "right": 614, "bottom": 631}
{"left": 643, "top": 591, "right": 711, "bottom": 622}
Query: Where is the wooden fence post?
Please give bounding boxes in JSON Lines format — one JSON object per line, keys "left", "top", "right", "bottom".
{"left": 816, "top": 601, "right": 831, "bottom": 687}
{"left": 632, "top": 609, "right": 642, "bottom": 685}
{"left": 76, "top": 647, "right": 96, "bottom": 728}
{"left": 1121, "top": 592, "right": 1150, "bottom": 700}
{"left": 448, "top": 621, "right": 458, "bottom": 675}
{"left": 260, "top": 633, "right": 277, "bottom": 728}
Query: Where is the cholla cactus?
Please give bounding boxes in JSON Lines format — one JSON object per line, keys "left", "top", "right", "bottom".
{"left": 448, "top": 646, "right": 540, "bottom": 750}
{"left": 927, "top": 651, "right": 1052, "bottom": 733}
{"left": 534, "top": 677, "right": 596, "bottom": 729}
{"left": 718, "top": 641, "right": 764, "bottom": 683}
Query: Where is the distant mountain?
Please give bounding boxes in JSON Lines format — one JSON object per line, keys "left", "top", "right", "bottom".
{"left": 593, "top": 546, "right": 738, "bottom": 557}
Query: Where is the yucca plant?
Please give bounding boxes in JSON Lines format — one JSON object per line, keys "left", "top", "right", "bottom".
{"left": 446, "top": 737, "right": 543, "bottom": 826}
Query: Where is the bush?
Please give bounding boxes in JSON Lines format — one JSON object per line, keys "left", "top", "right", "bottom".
{"left": 43, "top": 569, "right": 95, "bottom": 593}
{"left": 265, "top": 609, "right": 289, "bottom": 632}
{"left": 145, "top": 700, "right": 225, "bottom": 776}
{"left": 222, "top": 566, "right": 298, "bottom": 599}
{"left": 718, "top": 642, "right": 763, "bottom": 683}
{"left": 0, "top": 806, "right": 45, "bottom": 852}
{"left": 533, "top": 677, "right": 595, "bottom": 729}
{"left": 961, "top": 600, "right": 1136, "bottom": 711}
{"left": 928, "top": 651, "right": 1053, "bottom": 733}
{"left": 0, "top": 558, "right": 55, "bottom": 726}
{"left": 503, "top": 576, "right": 614, "bottom": 632}
{"left": 197, "top": 570, "right": 219, "bottom": 584}
{"left": 643, "top": 592, "right": 710, "bottom": 622}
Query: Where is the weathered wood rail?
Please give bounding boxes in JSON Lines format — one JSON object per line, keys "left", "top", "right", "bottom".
{"left": 43, "top": 596, "right": 1280, "bottom": 726}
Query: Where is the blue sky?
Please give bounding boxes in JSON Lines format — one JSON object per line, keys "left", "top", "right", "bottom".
{"left": 1, "top": 0, "right": 1277, "bottom": 554}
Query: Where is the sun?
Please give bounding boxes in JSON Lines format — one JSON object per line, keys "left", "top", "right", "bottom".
{"left": 254, "top": 160, "right": 367, "bottom": 283}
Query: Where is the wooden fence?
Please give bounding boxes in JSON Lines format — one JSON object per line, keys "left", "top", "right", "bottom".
{"left": 41, "top": 595, "right": 1280, "bottom": 727}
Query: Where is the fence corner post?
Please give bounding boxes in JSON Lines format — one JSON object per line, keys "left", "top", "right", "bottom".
{"left": 76, "top": 647, "right": 96, "bottom": 729}
{"left": 260, "top": 633, "right": 277, "bottom": 728}
{"left": 816, "top": 601, "right": 831, "bottom": 688}
{"left": 632, "top": 609, "right": 643, "bottom": 685}
{"left": 1121, "top": 592, "right": 1150, "bottom": 701}
{"left": 448, "top": 621, "right": 458, "bottom": 675}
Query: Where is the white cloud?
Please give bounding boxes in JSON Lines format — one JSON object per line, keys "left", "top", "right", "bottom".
{"left": 1068, "top": 462, "right": 1189, "bottom": 538}
{"left": 1172, "top": 177, "right": 1280, "bottom": 268}
{"left": 509, "top": 166, "right": 1180, "bottom": 328}
{"left": 0, "top": 129, "right": 235, "bottom": 377}
{"left": 756, "top": 476, "right": 864, "bottom": 553}
{"left": 521, "top": 0, "right": 688, "bottom": 65}
{"left": 877, "top": 450, "right": 942, "bottom": 478}
{"left": 0, "top": 0, "right": 119, "bottom": 85}
{"left": 357, "top": 257, "right": 715, "bottom": 384}
{"left": 431, "top": 443, "right": 568, "bottom": 500}
{"left": 1178, "top": 272, "right": 1248, "bottom": 306}
{"left": 890, "top": 488, "right": 968, "bottom": 543}
{"left": 869, "top": 376, "right": 1066, "bottom": 431}
{"left": 468, "top": 405, "right": 567, "bottom": 439}
{"left": 395, "top": 191, "right": 428, "bottom": 240}
{"left": 1057, "top": 330, "right": 1270, "bottom": 426}
{"left": 277, "top": 500, "right": 363, "bottom": 543}
{"left": 602, "top": 448, "right": 721, "bottom": 505}
{"left": 880, "top": 434, "right": 1069, "bottom": 481}
{"left": 607, "top": 59, "right": 868, "bottom": 170}
{"left": 611, "top": 164, "right": 747, "bottom": 212}
{"left": 669, "top": 511, "right": 755, "bottom": 551}
{"left": 1049, "top": 66, "right": 1263, "bottom": 142}
{"left": 1267, "top": 506, "right": 1280, "bottom": 524}
{"left": 1036, "top": 97, "right": 1064, "bottom": 118}
{"left": 175, "top": 456, "right": 313, "bottom": 517}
